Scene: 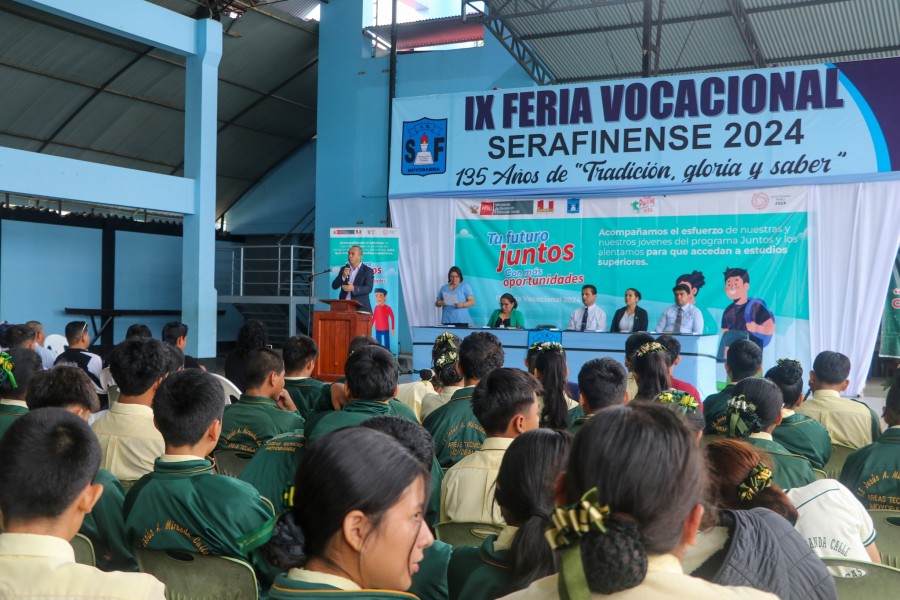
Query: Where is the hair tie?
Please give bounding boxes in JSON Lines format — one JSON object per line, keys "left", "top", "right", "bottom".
{"left": 655, "top": 389, "right": 699, "bottom": 415}
{"left": 545, "top": 487, "right": 609, "bottom": 550}
{"left": 725, "top": 394, "right": 762, "bottom": 439}
{"left": 529, "top": 341, "right": 564, "bottom": 352}
{"left": 738, "top": 461, "right": 773, "bottom": 501}
{"left": 434, "top": 350, "right": 458, "bottom": 370}
{"left": 528, "top": 509, "right": 551, "bottom": 521}
{"left": 0, "top": 352, "right": 17, "bottom": 390}
{"left": 434, "top": 332, "right": 458, "bottom": 349}
{"left": 635, "top": 342, "right": 666, "bottom": 358}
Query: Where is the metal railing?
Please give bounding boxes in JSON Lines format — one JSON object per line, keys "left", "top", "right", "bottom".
{"left": 215, "top": 245, "right": 315, "bottom": 298}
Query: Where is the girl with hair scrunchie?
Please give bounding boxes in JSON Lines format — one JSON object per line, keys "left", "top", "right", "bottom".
{"left": 0, "top": 349, "right": 43, "bottom": 439}
{"left": 448, "top": 429, "right": 572, "bottom": 600}
{"left": 630, "top": 342, "right": 672, "bottom": 403}
{"left": 655, "top": 388, "right": 704, "bottom": 440}
{"left": 420, "top": 333, "right": 464, "bottom": 421}
{"left": 501, "top": 403, "right": 776, "bottom": 600}
{"left": 526, "top": 342, "right": 583, "bottom": 430}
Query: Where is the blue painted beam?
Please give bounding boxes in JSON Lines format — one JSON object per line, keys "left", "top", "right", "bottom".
{"left": 182, "top": 19, "right": 223, "bottom": 359}
{"left": 0, "top": 146, "right": 194, "bottom": 214}
{"left": 16, "top": 0, "right": 198, "bottom": 56}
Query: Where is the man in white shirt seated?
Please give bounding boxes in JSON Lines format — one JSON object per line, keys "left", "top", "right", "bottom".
{"left": 567, "top": 284, "right": 607, "bottom": 331}
{"left": 656, "top": 284, "right": 704, "bottom": 334}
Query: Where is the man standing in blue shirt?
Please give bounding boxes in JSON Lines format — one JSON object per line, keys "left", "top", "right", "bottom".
{"left": 655, "top": 284, "right": 704, "bottom": 334}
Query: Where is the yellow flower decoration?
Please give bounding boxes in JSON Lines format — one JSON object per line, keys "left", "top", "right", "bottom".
{"left": 738, "top": 461, "right": 773, "bottom": 501}
{"left": 0, "top": 352, "right": 17, "bottom": 390}
{"left": 655, "top": 389, "right": 698, "bottom": 415}
{"left": 635, "top": 341, "right": 667, "bottom": 357}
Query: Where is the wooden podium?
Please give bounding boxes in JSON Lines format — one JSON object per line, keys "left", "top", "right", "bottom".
{"left": 312, "top": 299, "right": 373, "bottom": 382}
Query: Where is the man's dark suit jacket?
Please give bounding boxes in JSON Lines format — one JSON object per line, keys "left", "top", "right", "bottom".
{"left": 331, "top": 263, "right": 374, "bottom": 312}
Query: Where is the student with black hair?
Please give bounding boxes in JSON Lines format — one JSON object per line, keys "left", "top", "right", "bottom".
{"left": 526, "top": 342, "right": 583, "bottom": 429}
{"left": 768, "top": 358, "right": 832, "bottom": 469}
{"left": 448, "top": 429, "right": 572, "bottom": 600}
{"left": 441, "top": 368, "right": 540, "bottom": 526}
{"left": 424, "top": 331, "right": 504, "bottom": 468}
{"left": 797, "top": 351, "right": 881, "bottom": 449}
{"left": 162, "top": 321, "right": 203, "bottom": 370}
{"left": 4, "top": 323, "right": 36, "bottom": 349}
{"left": 723, "top": 377, "right": 816, "bottom": 489}
{"left": 26, "top": 366, "right": 134, "bottom": 572}
{"left": 630, "top": 341, "right": 672, "bottom": 403}
{"left": 503, "top": 403, "right": 775, "bottom": 600}
{"left": 304, "top": 345, "right": 416, "bottom": 444}
{"left": 623, "top": 332, "right": 654, "bottom": 402}
{"left": 0, "top": 409, "right": 165, "bottom": 598}
{"left": 655, "top": 284, "right": 704, "bottom": 334}
{"left": 266, "top": 427, "right": 434, "bottom": 598}
{"left": 218, "top": 348, "right": 304, "bottom": 454}
{"left": 91, "top": 338, "right": 169, "bottom": 481}
{"left": 124, "top": 369, "right": 275, "bottom": 585}
{"left": 55, "top": 320, "right": 103, "bottom": 389}
{"left": 282, "top": 335, "right": 324, "bottom": 421}
{"left": 163, "top": 342, "right": 185, "bottom": 375}
{"left": 570, "top": 357, "right": 628, "bottom": 435}
{"left": 421, "top": 333, "right": 464, "bottom": 421}
{"left": 0, "top": 348, "right": 42, "bottom": 439}
{"left": 704, "top": 339, "right": 761, "bottom": 435}
{"left": 840, "top": 372, "right": 900, "bottom": 509}
{"left": 225, "top": 319, "right": 270, "bottom": 392}
{"left": 125, "top": 323, "right": 152, "bottom": 340}
{"left": 656, "top": 334, "right": 702, "bottom": 403}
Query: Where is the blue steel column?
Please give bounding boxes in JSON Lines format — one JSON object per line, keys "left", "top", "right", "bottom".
{"left": 182, "top": 19, "right": 223, "bottom": 359}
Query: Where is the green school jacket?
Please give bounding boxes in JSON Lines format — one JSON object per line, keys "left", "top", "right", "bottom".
{"left": 284, "top": 378, "right": 326, "bottom": 421}
{"left": 703, "top": 384, "right": 736, "bottom": 435}
{"left": 0, "top": 401, "right": 28, "bottom": 440}
{"left": 772, "top": 413, "right": 833, "bottom": 470}
{"left": 423, "top": 387, "right": 486, "bottom": 469}
{"left": 217, "top": 394, "right": 305, "bottom": 454}
{"left": 269, "top": 576, "right": 420, "bottom": 599}
{"left": 80, "top": 468, "right": 136, "bottom": 572}
{"left": 447, "top": 535, "right": 512, "bottom": 600}
{"left": 239, "top": 431, "right": 307, "bottom": 515}
{"left": 744, "top": 437, "right": 816, "bottom": 490}
{"left": 839, "top": 427, "right": 900, "bottom": 510}
{"left": 123, "top": 458, "right": 275, "bottom": 584}
{"left": 409, "top": 540, "right": 452, "bottom": 600}
{"left": 305, "top": 400, "right": 418, "bottom": 444}
{"left": 568, "top": 414, "right": 593, "bottom": 436}
{"left": 565, "top": 405, "right": 585, "bottom": 428}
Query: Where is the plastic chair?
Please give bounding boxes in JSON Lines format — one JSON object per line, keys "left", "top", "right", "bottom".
{"left": 435, "top": 522, "right": 502, "bottom": 548}
{"left": 868, "top": 510, "right": 900, "bottom": 568}
{"left": 812, "top": 468, "right": 827, "bottom": 480}
{"left": 135, "top": 549, "right": 259, "bottom": 600}
{"left": 214, "top": 449, "right": 255, "bottom": 478}
{"left": 70, "top": 533, "right": 96, "bottom": 566}
{"left": 825, "top": 444, "right": 855, "bottom": 479}
{"left": 820, "top": 557, "right": 900, "bottom": 599}
{"left": 210, "top": 373, "right": 241, "bottom": 404}
{"left": 715, "top": 330, "right": 750, "bottom": 363}
{"left": 43, "top": 334, "right": 68, "bottom": 358}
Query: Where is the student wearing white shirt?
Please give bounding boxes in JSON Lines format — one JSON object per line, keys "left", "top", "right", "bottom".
{"left": 567, "top": 285, "right": 607, "bottom": 331}
{"left": 655, "top": 284, "right": 704, "bottom": 334}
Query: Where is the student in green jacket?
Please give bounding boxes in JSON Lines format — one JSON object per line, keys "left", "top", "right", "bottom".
{"left": 304, "top": 346, "right": 417, "bottom": 444}
{"left": 424, "top": 332, "right": 504, "bottom": 468}
{"left": 704, "top": 339, "right": 762, "bottom": 435}
{"left": 265, "top": 427, "right": 434, "bottom": 599}
{"left": 723, "top": 377, "right": 816, "bottom": 490}
{"left": 569, "top": 357, "right": 628, "bottom": 435}
{"left": 525, "top": 342, "right": 583, "bottom": 429}
{"left": 217, "top": 348, "right": 304, "bottom": 454}
{"left": 282, "top": 335, "right": 325, "bottom": 421}
{"left": 25, "top": 366, "right": 136, "bottom": 572}
{"left": 0, "top": 349, "right": 42, "bottom": 440}
{"left": 124, "top": 369, "right": 275, "bottom": 585}
{"left": 768, "top": 358, "right": 832, "bottom": 470}
{"left": 448, "top": 429, "right": 572, "bottom": 600}
{"left": 239, "top": 430, "right": 307, "bottom": 515}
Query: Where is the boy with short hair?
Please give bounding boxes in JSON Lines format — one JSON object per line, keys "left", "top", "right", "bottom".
{"left": 798, "top": 351, "right": 881, "bottom": 448}
{"left": 570, "top": 357, "right": 628, "bottom": 435}
{"left": 424, "top": 331, "right": 505, "bottom": 468}
{"left": 281, "top": 334, "right": 324, "bottom": 420}
{"left": 91, "top": 338, "right": 169, "bottom": 480}
{"left": 55, "top": 320, "right": 103, "bottom": 389}
{"left": 4, "top": 324, "right": 36, "bottom": 350}
{"left": 217, "top": 348, "right": 304, "bottom": 453}
{"left": 440, "top": 368, "right": 541, "bottom": 526}
{"left": 161, "top": 321, "right": 203, "bottom": 370}
{"left": 704, "top": 339, "right": 762, "bottom": 435}
{"left": 304, "top": 345, "right": 417, "bottom": 443}
{"left": 27, "top": 366, "right": 134, "bottom": 572}
{"left": 0, "top": 409, "right": 165, "bottom": 598}
{"left": 124, "top": 369, "right": 274, "bottom": 583}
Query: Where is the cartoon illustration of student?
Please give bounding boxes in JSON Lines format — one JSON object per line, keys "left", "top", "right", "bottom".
{"left": 721, "top": 267, "right": 776, "bottom": 348}
{"left": 372, "top": 288, "right": 396, "bottom": 350}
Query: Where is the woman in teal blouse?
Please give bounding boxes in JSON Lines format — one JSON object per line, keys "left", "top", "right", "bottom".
{"left": 487, "top": 293, "right": 525, "bottom": 328}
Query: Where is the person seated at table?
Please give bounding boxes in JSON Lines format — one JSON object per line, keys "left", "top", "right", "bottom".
{"left": 567, "top": 284, "right": 606, "bottom": 332}
{"left": 655, "top": 284, "right": 704, "bottom": 334}
{"left": 610, "top": 288, "right": 648, "bottom": 333}
{"left": 435, "top": 266, "right": 475, "bottom": 327}
{"left": 488, "top": 293, "right": 525, "bottom": 328}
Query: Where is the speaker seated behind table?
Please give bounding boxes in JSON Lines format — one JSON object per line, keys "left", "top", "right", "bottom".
{"left": 435, "top": 266, "right": 475, "bottom": 327}
{"left": 567, "top": 284, "right": 607, "bottom": 332}
{"left": 610, "top": 288, "right": 649, "bottom": 333}
{"left": 331, "top": 245, "right": 374, "bottom": 313}
{"left": 488, "top": 293, "right": 525, "bottom": 329}
{"left": 655, "top": 284, "right": 704, "bottom": 334}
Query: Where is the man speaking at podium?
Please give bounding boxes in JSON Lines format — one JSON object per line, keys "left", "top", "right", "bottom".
{"left": 331, "top": 245, "right": 374, "bottom": 312}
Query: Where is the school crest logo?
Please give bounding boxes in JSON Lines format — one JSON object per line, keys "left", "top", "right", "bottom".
{"left": 567, "top": 199, "right": 580, "bottom": 214}
{"left": 401, "top": 118, "right": 447, "bottom": 176}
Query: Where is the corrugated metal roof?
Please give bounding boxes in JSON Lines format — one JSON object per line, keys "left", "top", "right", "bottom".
{"left": 484, "top": 0, "right": 900, "bottom": 83}
{"left": 0, "top": 0, "right": 318, "bottom": 218}
{"left": 364, "top": 15, "right": 486, "bottom": 50}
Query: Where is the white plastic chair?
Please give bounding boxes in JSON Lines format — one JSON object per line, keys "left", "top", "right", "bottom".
{"left": 43, "top": 334, "right": 68, "bottom": 357}
{"left": 210, "top": 373, "right": 241, "bottom": 404}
